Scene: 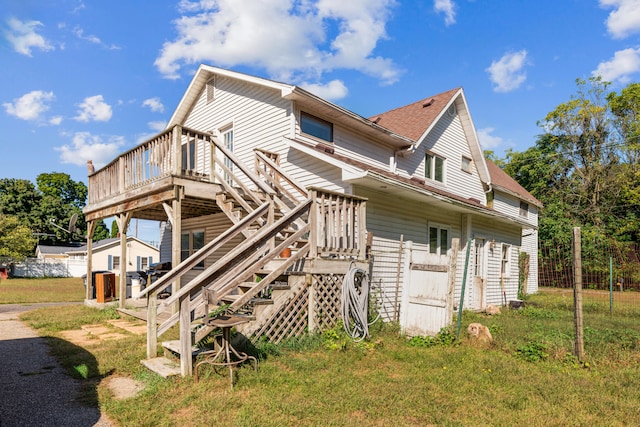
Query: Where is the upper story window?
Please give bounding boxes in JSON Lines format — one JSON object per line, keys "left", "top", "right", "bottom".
{"left": 519, "top": 201, "right": 529, "bottom": 218}
{"left": 425, "top": 153, "right": 445, "bottom": 183}
{"left": 301, "top": 112, "right": 333, "bottom": 143}
{"left": 461, "top": 156, "right": 472, "bottom": 174}
{"left": 206, "top": 77, "right": 215, "bottom": 103}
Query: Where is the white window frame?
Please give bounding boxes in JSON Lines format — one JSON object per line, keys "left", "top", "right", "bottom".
{"left": 112, "top": 255, "right": 120, "bottom": 270}
{"left": 300, "top": 111, "right": 333, "bottom": 143}
{"left": 425, "top": 153, "right": 445, "bottom": 183}
{"left": 428, "top": 223, "right": 451, "bottom": 256}
{"left": 220, "top": 124, "right": 234, "bottom": 185}
{"left": 519, "top": 201, "right": 529, "bottom": 218}
{"left": 461, "top": 156, "right": 472, "bottom": 174}
{"left": 501, "top": 244, "right": 512, "bottom": 278}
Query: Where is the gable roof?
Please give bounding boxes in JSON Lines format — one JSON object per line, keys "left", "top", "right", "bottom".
{"left": 369, "top": 88, "right": 460, "bottom": 141}
{"left": 485, "top": 160, "right": 543, "bottom": 207}
{"left": 66, "top": 236, "right": 159, "bottom": 254}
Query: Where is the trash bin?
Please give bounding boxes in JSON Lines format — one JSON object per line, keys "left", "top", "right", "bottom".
{"left": 131, "top": 278, "right": 141, "bottom": 298}
{"left": 95, "top": 273, "right": 116, "bottom": 303}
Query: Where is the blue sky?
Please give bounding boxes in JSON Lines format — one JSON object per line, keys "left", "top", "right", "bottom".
{"left": 2, "top": 0, "right": 640, "bottom": 242}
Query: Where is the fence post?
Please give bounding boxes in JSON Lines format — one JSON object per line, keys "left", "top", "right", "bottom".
{"left": 609, "top": 256, "right": 613, "bottom": 315}
{"left": 573, "top": 227, "right": 584, "bottom": 360}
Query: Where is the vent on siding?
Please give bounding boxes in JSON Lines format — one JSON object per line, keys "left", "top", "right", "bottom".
{"left": 206, "top": 77, "right": 215, "bottom": 103}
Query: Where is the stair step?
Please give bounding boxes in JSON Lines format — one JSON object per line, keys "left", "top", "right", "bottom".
{"left": 141, "top": 357, "right": 181, "bottom": 378}
{"left": 162, "top": 340, "right": 205, "bottom": 358}
{"left": 219, "top": 294, "right": 274, "bottom": 306}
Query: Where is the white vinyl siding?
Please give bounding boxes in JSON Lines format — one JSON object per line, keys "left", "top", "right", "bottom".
{"left": 492, "top": 190, "right": 538, "bottom": 228}
{"left": 355, "top": 186, "right": 462, "bottom": 322}
{"left": 400, "top": 106, "right": 486, "bottom": 202}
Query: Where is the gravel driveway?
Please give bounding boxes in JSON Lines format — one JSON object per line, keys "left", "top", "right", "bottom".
{"left": 0, "top": 303, "right": 113, "bottom": 427}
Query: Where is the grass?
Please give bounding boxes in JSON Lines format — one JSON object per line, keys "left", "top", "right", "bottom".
{"left": 16, "top": 285, "right": 640, "bottom": 426}
{"left": 0, "top": 277, "right": 85, "bottom": 303}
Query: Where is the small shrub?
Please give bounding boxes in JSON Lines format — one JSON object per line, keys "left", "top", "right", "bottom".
{"left": 409, "top": 326, "right": 457, "bottom": 348}
{"left": 515, "top": 341, "right": 548, "bottom": 362}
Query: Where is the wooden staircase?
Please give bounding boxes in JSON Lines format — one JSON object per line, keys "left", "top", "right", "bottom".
{"left": 138, "top": 142, "right": 367, "bottom": 377}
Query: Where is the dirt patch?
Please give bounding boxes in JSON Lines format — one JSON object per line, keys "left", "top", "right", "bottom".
{"left": 103, "top": 376, "right": 145, "bottom": 400}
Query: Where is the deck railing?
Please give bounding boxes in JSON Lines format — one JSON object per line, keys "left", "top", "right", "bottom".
{"left": 88, "top": 125, "right": 215, "bottom": 204}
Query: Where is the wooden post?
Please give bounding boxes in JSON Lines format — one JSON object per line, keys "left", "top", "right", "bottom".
{"left": 447, "top": 238, "right": 460, "bottom": 324}
{"left": 307, "top": 274, "right": 315, "bottom": 332}
{"left": 172, "top": 195, "right": 182, "bottom": 315}
{"left": 179, "top": 294, "right": 192, "bottom": 377}
{"left": 393, "top": 234, "right": 404, "bottom": 322}
{"left": 309, "top": 190, "right": 318, "bottom": 258}
{"left": 573, "top": 227, "right": 584, "bottom": 360}
{"left": 116, "top": 212, "right": 132, "bottom": 309}
{"left": 147, "top": 290, "right": 157, "bottom": 359}
{"left": 85, "top": 221, "right": 97, "bottom": 301}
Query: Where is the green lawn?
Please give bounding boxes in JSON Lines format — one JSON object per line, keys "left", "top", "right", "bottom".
{"left": 16, "top": 286, "right": 640, "bottom": 426}
{"left": 0, "top": 277, "right": 85, "bottom": 304}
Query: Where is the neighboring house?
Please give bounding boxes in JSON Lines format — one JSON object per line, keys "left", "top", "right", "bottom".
{"left": 83, "top": 65, "right": 541, "bottom": 376}
{"left": 66, "top": 237, "right": 159, "bottom": 277}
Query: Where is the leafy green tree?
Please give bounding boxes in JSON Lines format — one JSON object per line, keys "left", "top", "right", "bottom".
{"left": 0, "top": 215, "right": 37, "bottom": 260}
{"left": 110, "top": 219, "right": 119, "bottom": 238}
{"left": 94, "top": 219, "right": 110, "bottom": 241}
{"left": 34, "top": 173, "right": 88, "bottom": 242}
{"left": 0, "top": 179, "right": 40, "bottom": 225}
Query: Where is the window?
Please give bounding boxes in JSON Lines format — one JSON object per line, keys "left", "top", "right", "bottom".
{"left": 301, "top": 112, "right": 333, "bottom": 142}
{"left": 461, "top": 156, "right": 472, "bottom": 173}
{"left": 181, "top": 230, "right": 205, "bottom": 268}
{"left": 112, "top": 255, "right": 120, "bottom": 270}
{"left": 206, "top": 77, "right": 215, "bottom": 103}
{"left": 519, "top": 201, "right": 529, "bottom": 218}
{"left": 428, "top": 225, "right": 450, "bottom": 255}
{"left": 501, "top": 244, "right": 511, "bottom": 277}
{"left": 486, "top": 190, "right": 494, "bottom": 209}
{"left": 140, "top": 257, "right": 149, "bottom": 270}
{"left": 425, "top": 153, "right": 445, "bottom": 182}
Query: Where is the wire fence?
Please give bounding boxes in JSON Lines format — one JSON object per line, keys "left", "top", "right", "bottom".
{"left": 538, "top": 238, "right": 640, "bottom": 311}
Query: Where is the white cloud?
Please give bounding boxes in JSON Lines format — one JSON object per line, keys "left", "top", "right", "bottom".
{"left": 148, "top": 121, "right": 167, "bottom": 132}
{"left": 592, "top": 47, "right": 640, "bottom": 83}
{"left": 434, "top": 0, "right": 456, "bottom": 26}
{"left": 142, "top": 97, "right": 165, "bottom": 113}
{"left": 600, "top": 0, "right": 640, "bottom": 39}
{"left": 300, "top": 79, "right": 348, "bottom": 100}
{"left": 476, "top": 127, "right": 504, "bottom": 149}
{"left": 5, "top": 17, "right": 54, "bottom": 56}
{"left": 486, "top": 50, "right": 528, "bottom": 93}
{"left": 55, "top": 132, "right": 124, "bottom": 167}
{"left": 74, "top": 95, "right": 112, "bottom": 122}
{"left": 3, "top": 90, "right": 55, "bottom": 121}
{"left": 155, "top": 0, "right": 400, "bottom": 87}
{"left": 49, "top": 116, "right": 63, "bottom": 125}
{"left": 73, "top": 26, "right": 120, "bottom": 49}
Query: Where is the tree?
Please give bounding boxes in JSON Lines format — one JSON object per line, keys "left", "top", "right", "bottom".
{"left": 110, "top": 219, "right": 119, "bottom": 238}
{"left": 0, "top": 179, "right": 40, "bottom": 225}
{"left": 34, "top": 173, "right": 88, "bottom": 242}
{"left": 94, "top": 220, "right": 110, "bottom": 241}
{"left": 0, "top": 215, "right": 37, "bottom": 261}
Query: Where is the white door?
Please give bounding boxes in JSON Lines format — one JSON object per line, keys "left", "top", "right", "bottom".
{"left": 401, "top": 248, "right": 452, "bottom": 336}
{"left": 471, "top": 238, "right": 487, "bottom": 310}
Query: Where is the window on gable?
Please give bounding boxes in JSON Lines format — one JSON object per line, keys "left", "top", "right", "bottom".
{"left": 461, "top": 156, "right": 472, "bottom": 174}
{"left": 181, "top": 230, "right": 205, "bottom": 269}
{"left": 425, "top": 153, "right": 445, "bottom": 183}
{"left": 519, "top": 201, "right": 529, "bottom": 218}
{"left": 206, "top": 77, "right": 215, "bottom": 103}
{"left": 428, "top": 225, "right": 450, "bottom": 255}
{"left": 301, "top": 112, "right": 333, "bottom": 143}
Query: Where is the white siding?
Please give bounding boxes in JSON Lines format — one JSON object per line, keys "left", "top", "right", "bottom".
{"left": 492, "top": 190, "right": 538, "bottom": 228}
{"left": 521, "top": 228, "right": 539, "bottom": 294}
{"left": 400, "top": 109, "right": 487, "bottom": 203}
{"left": 355, "top": 186, "right": 462, "bottom": 322}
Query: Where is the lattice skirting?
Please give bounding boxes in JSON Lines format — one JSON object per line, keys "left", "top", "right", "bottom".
{"left": 250, "top": 273, "right": 344, "bottom": 344}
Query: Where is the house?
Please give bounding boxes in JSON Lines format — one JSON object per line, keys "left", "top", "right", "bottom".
{"left": 83, "top": 65, "right": 540, "bottom": 376}
{"left": 66, "top": 237, "right": 159, "bottom": 277}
